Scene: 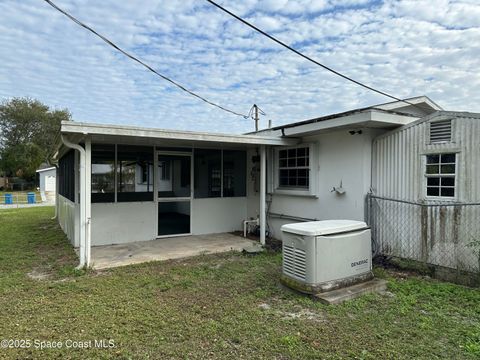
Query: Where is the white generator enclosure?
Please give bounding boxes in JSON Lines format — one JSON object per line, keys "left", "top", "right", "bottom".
{"left": 281, "top": 220, "right": 373, "bottom": 293}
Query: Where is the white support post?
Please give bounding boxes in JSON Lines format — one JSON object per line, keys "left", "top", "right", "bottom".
{"left": 78, "top": 148, "right": 86, "bottom": 268}
{"left": 260, "top": 145, "right": 266, "bottom": 246}
{"left": 85, "top": 137, "right": 92, "bottom": 267}
{"left": 61, "top": 135, "right": 86, "bottom": 269}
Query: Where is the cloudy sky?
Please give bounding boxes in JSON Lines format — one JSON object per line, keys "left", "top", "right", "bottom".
{"left": 0, "top": 0, "right": 479, "bottom": 133}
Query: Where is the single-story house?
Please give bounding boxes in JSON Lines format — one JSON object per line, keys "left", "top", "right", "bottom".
{"left": 36, "top": 166, "right": 56, "bottom": 203}
{"left": 55, "top": 121, "right": 295, "bottom": 266}
{"left": 54, "top": 95, "right": 480, "bottom": 274}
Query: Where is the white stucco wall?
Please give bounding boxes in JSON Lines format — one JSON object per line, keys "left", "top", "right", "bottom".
{"left": 248, "top": 128, "right": 386, "bottom": 239}
{"left": 58, "top": 195, "right": 79, "bottom": 247}
{"left": 91, "top": 202, "right": 157, "bottom": 246}
{"left": 191, "top": 197, "right": 247, "bottom": 235}
{"left": 90, "top": 197, "right": 247, "bottom": 246}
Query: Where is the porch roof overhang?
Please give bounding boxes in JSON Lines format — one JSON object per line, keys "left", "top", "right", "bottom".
{"left": 60, "top": 121, "right": 299, "bottom": 149}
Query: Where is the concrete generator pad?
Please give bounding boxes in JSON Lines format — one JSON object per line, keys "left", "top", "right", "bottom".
{"left": 91, "top": 233, "right": 258, "bottom": 270}
{"left": 314, "top": 279, "right": 388, "bottom": 305}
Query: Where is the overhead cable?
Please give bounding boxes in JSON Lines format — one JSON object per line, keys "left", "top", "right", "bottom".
{"left": 43, "top": 0, "right": 249, "bottom": 118}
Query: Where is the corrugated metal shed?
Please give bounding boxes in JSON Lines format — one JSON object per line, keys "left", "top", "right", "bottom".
{"left": 370, "top": 111, "right": 480, "bottom": 276}
{"left": 372, "top": 111, "right": 480, "bottom": 202}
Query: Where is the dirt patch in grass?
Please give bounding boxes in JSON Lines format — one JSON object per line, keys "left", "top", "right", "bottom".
{"left": 27, "top": 267, "right": 53, "bottom": 280}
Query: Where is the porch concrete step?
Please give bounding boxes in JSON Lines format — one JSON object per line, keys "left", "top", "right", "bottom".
{"left": 314, "top": 278, "right": 388, "bottom": 305}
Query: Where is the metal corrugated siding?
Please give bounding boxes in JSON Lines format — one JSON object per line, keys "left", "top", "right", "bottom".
{"left": 370, "top": 113, "right": 480, "bottom": 273}
{"left": 373, "top": 113, "right": 480, "bottom": 203}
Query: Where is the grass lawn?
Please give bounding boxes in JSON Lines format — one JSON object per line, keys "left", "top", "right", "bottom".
{"left": 0, "top": 207, "right": 479, "bottom": 359}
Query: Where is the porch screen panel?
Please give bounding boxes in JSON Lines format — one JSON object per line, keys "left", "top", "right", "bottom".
{"left": 223, "top": 150, "right": 246, "bottom": 197}
{"left": 157, "top": 155, "right": 191, "bottom": 198}
{"left": 91, "top": 144, "right": 115, "bottom": 203}
{"left": 117, "top": 145, "right": 154, "bottom": 202}
{"left": 58, "top": 150, "right": 75, "bottom": 202}
{"left": 194, "top": 149, "right": 221, "bottom": 198}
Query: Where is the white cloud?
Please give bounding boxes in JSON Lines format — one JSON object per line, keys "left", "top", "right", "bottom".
{"left": 0, "top": 0, "right": 479, "bottom": 133}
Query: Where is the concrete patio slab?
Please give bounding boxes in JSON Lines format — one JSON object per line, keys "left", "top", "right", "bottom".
{"left": 90, "top": 233, "right": 259, "bottom": 269}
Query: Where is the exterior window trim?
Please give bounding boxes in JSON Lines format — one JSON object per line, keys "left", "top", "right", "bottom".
{"left": 424, "top": 152, "right": 457, "bottom": 201}
{"left": 273, "top": 143, "right": 317, "bottom": 197}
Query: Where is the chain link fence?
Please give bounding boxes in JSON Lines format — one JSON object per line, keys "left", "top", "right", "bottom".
{"left": 0, "top": 192, "right": 44, "bottom": 208}
{"left": 366, "top": 194, "right": 480, "bottom": 284}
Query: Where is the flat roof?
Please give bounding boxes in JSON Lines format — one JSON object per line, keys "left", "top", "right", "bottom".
{"left": 248, "top": 95, "right": 437, "bottom": 134}
{"left": 375, "top": 95, "right": 443, "bottom": 112}
{"left": 61, "top": 121, "right": 298, "bottom": 147}
{"left": 248, "top": 108, "right": 419, "bottom": 136}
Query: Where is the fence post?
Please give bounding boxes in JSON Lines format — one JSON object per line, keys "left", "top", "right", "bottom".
{"left": 366, "top": 194, "right": 377, "bottom": 256}
{"left": 421, "top": 204, "right": 428, "bottom": 265}
{"left": 369, "top": 194, "right": 375, "bottom": 255}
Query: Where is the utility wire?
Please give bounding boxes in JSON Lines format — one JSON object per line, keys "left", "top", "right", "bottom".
{"left": 206, "top": 0, "right": 419, "bottom": 108}
{"left": 43, "top": 0, "right": 248, "bottom": 118}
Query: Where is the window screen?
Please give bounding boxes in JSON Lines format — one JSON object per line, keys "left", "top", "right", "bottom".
{"left": 157, "top": 155, "right": 191, "bottom": 198}
{"left": 223, "top": 150, "right": 246, "bottom": 197}
{"left": 426, "top": 153, "right": 456, "bottom": 197}
{"left": 117, "top": 145, "right": 154, "bottom": 202}
{"left": 278, "top": 147, "right": 310, "bottom": 189}
{"left": 91, "top": 144, "right": 115, "bottom": 203}
{"left": 58, "top": 150, "right": 74, "bottom": 202}
{"left": 194, "top": 149, "right": 221, "bottom": 198}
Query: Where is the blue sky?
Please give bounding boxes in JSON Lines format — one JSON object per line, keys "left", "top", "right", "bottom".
{"left": 0, "top": 0, "right": 479, "bottom": 133}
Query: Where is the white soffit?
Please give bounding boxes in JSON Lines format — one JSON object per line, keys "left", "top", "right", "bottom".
{"left": 282, "top": 110, "right": 418, "bottom": 136}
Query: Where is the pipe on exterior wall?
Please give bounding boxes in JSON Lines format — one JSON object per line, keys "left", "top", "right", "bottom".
{"left": 60, "top": 135, "right": 87, "bottom": 269}
{"left": 268, "top": 212, "right": 318, "bottom": 223}
{"left": 243, "top": 218, "right": 259, "bottom": 237}
{"left": 259, "top": 145, "right": 266, "bottom": 245}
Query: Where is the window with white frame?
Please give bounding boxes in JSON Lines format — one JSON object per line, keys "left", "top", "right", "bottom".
{"left": 278, "top": 146, "right": 310, "bottom": 189}
{"left": 425, "top": 153, "right": 456, "bottom": 198}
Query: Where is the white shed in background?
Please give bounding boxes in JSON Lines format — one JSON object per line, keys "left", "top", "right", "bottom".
{"left": 36, "top": 166, "right": 56, "bottom": 204}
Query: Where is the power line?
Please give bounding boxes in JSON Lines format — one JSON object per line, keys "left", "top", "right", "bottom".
{"left": 206, "top": 0, "right": 419, "bottom": 108}
{"left": 43, "top": 0, "right": 248, "bottom": 118}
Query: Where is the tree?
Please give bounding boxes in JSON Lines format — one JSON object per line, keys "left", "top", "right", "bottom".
{"left": 0, "top": 98, "right": 71, "bottom": 181}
